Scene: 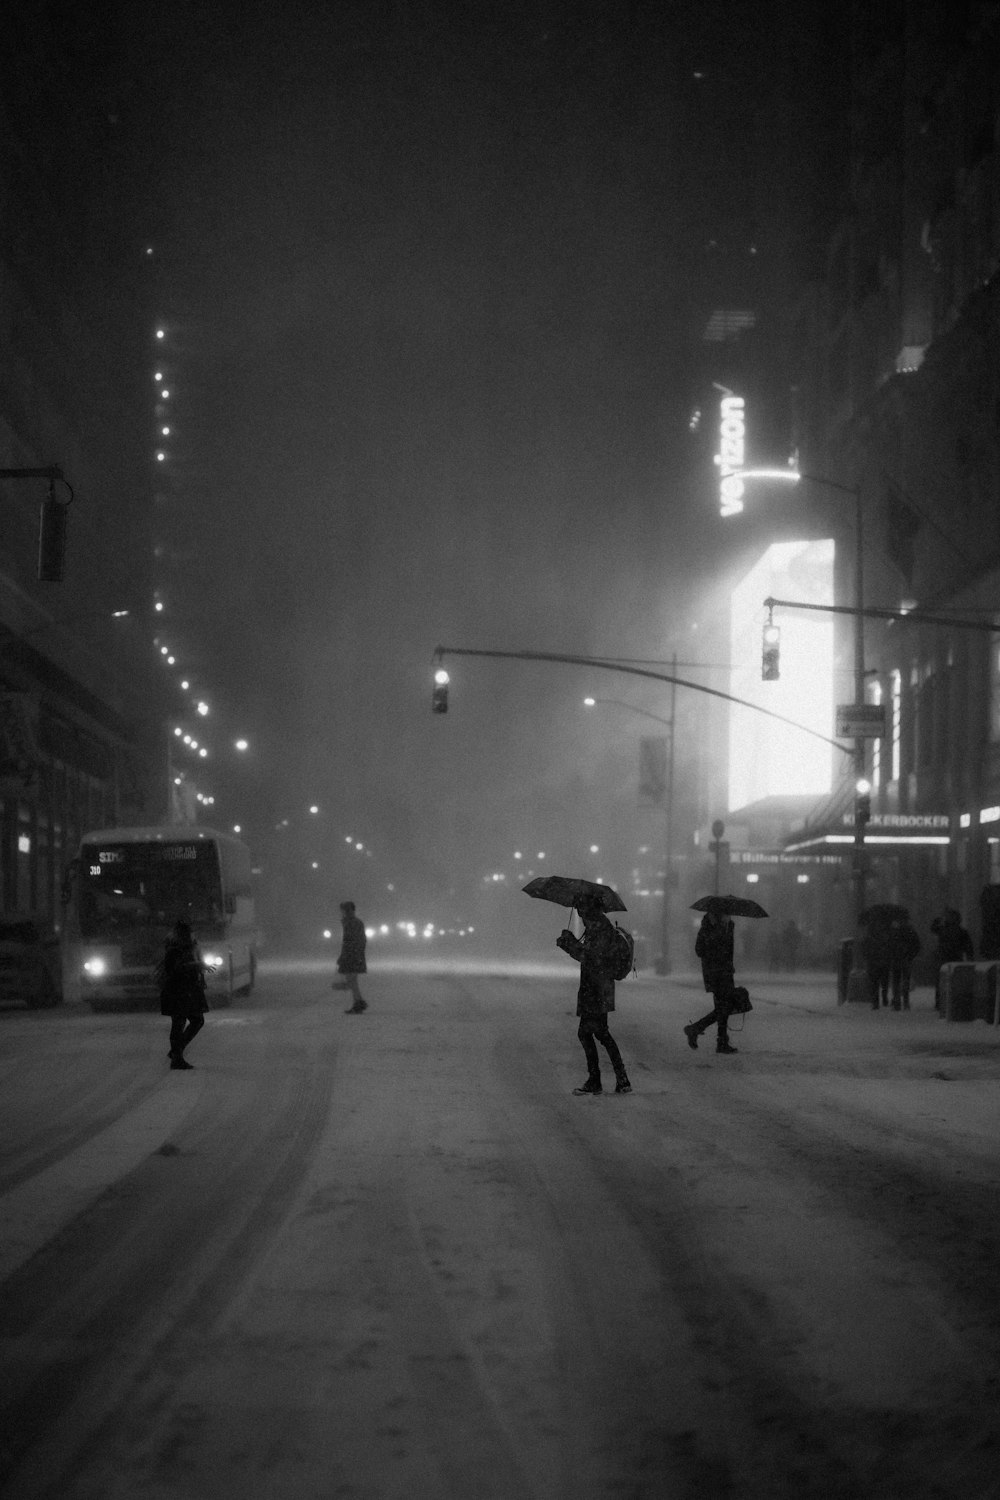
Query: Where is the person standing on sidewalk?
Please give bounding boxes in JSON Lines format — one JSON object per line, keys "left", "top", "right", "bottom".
{"left": 888, "top": 917, "right": 921, "bottom": 1010}
{"left": 685, "top": 908, "right": 739, "bottom": 1054}
{"left": 557, "top": 895, "right": 631, "bottom": 1095}
{"left": 930, "top": 908, "right": 973, "bottom": 1008}
{"left": 863, "top": 920, "right": 893, "bottom": 1010}
{"left": 332, "top": 900, "right": 368, "bottom": 1013}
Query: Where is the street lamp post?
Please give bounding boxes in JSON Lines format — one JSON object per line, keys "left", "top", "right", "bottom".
{"left": 584, "top": 670, "right": 677, "bottom": 974}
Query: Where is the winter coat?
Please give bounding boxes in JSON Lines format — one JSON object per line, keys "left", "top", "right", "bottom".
{"left": 559, "top": 917, "right": 618, "bottom": 1016}
{"left": 695, "top": 916, "right": 735, "bottom": 994}
{"left": 862, "top": 924, "right": 893, "bottom": 973}
{"left": 931, "top": 916, "right": 973, "bottom": 965}
{"left": 337, "top": 914, "right": 367, "bottom": 975}
{"left": 888, "top": 921, "right": 921, "bottom": 966}
{"left": 159, "top": 936, "right": 209, "bottom": 1017}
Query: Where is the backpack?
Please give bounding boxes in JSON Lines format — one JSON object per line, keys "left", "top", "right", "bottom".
{"left": 610, "top": 922, "right": 635, "bottom": 981}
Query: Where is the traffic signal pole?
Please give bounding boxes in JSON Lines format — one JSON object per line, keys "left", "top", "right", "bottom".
{"left": 431, "top": 646, "right": 852, "bottom": 754}
{"left": 852, "top": 481, "right": 868, "bottom": 934}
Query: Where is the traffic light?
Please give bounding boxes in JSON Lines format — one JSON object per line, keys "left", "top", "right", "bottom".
{"left": 37, "top": 493, "right": 68, "bottom": 582}
{"left": 855, "top": 777, "right": 872, "bottom": 826}
{"left": 432, "top": 667, "right": 449, "bottom": 713}
{"left": 761, "top": 621, "right": 780, "bottom": 680}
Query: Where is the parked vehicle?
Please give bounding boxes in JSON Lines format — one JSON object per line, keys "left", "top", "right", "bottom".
{"left": 0, "top": 914, "right": 63, "bottom": 1008}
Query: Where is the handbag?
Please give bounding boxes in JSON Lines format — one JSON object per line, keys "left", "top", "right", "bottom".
{"left": 729, "top": 986, "right": 753, "bottom": 1014}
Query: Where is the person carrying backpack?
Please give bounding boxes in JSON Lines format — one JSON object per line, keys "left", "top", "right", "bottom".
{"left": 557, "top": 894, "right": 632, "bottom": 1095}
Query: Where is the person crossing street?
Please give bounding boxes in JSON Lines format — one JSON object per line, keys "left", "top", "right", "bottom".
{"left": 557, "top": 894, "right": 632, "bottom": 1095}
{"left": 685, "top": 907, "right": 740, "bottom": 1054}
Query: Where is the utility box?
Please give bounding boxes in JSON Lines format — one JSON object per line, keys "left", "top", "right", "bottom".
{"left": 940, "top": 962, "right": 1000, "bottom": 1023}
{"left": 940, "top": 963, "right": 977, "bottom": 1022}
{"left": 837, "top": 939, "right": 872, "bottom": 1004}
{"left": 976, "top": 964, "right": 999, "bottom": 1024}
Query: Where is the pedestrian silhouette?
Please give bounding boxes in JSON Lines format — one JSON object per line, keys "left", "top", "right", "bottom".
{"left": 888, "top": 917, "right": 920, "bottom": 1010}
{"left": 862, "top": 920, "right": 892, "bottom": 1010}
{"left": 159, "top": 919, "right": 209, "bottom": 1069}
{"left": 780, "top": 918, "right": 802, "bottom": 971}
{"left": 332, "top": 900, "right": 368, "bottom": 1012}
{"left": 930, "top": 908, "right": 973, "bottom": 1007}
{"left": 685, "top": 909, "right": 739, "bottom": 1054}
{"left": 557, "top": 895, "right": 631, "bottom": 1095}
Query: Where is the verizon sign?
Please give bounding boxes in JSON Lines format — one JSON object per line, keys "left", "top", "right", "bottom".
{"left": 717, "top": 394, "right": 746, "bottom": 517}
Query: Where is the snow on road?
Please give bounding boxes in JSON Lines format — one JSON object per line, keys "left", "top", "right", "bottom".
{"left": 0, "top": 961, "right": 998, "bottom": 1498}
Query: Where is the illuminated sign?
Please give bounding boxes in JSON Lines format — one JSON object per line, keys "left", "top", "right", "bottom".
{"left": 717, "top": 395, "right": 746, "bottom": 517}
{"left": 729, "top": 539, "right": 835, "bottom": 809}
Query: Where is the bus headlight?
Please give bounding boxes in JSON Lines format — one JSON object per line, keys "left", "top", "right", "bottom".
{"left": 83, "top": 956, "right": 107, "bottom": 977}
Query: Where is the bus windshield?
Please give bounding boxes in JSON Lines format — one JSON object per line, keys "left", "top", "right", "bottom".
{"left": 79, "top": 840, "right": 224, "bottom": 937}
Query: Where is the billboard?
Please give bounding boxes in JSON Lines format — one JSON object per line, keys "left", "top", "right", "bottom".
{"left": 729, "top": 540, "right": 835, "bottom": 809}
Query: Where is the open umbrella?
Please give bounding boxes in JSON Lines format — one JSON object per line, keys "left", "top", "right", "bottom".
{"left": 522, "top": 875, "right": 626, "bottom": 913}
{"left": 859, "top": 903, "right": 909, "bottom": 925}
{"left": 691, "top": 894, "right": 769, "bottom": 919}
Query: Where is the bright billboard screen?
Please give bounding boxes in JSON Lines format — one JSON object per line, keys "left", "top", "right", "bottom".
{"left": 729, "top": 539, "right": 835, "bottom": 809}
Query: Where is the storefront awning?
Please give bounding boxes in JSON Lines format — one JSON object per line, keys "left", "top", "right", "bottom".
{"left": 784, "top": 813, "right": 950, "bottom": 852}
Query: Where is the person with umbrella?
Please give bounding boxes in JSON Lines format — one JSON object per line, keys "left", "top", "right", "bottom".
{"left": 683, "top": 895, "right": 764, "bottom": 1054}
{"left": 888, "top": 915, "right": 921, "bottom": 1010}
{"left": 556, "top": 894, "right": 632, "bottom": 1096}
{"left": 523, "top": 876, "right": 632, "bottom": 1095}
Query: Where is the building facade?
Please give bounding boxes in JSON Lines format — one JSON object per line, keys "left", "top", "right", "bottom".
{"left": 0, "top": 8, "right": 162, "bottom": 930}
{"left": 789, "top": 0, "right": 1000, "bottom": 952}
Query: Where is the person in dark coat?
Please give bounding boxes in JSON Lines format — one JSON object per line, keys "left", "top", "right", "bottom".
{"left": 332, "top": 900, "right": 368, "bottom": 1013}
{"left": 160, "top": 920, "right": 209, "bottom": 1070}
{"left": 685, "top": 909, "right": 739, "bottom": 1054}
{"left": 888, "top": 918, "right": 921, "bottom": 1010}
{"left": 930, "top": 908, "right": 973, "bottom": 1007}
{"left": 863, "top": 920, "right": 893, "bottom": 1010}
{"left": 557, "top": 895, "right": 631, "bottom": 1095}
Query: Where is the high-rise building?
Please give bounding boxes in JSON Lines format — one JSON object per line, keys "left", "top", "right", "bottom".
{"left": 0, "top": 8, "right": 161, "bottom": 924}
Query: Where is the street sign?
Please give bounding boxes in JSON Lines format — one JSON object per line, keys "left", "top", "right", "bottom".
{"left": 836, "top": 703, "right": 886, "bottom": 739}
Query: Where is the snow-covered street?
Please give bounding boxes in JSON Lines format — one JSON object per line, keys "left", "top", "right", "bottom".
{"left": 1, "top": 958, "right": 998, "bottom": 1499}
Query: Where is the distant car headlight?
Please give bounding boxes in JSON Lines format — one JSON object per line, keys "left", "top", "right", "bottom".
{"left": 202, "top": 952, "right": 224, "bottom": 970}
{"left": 83, "top": 956, "right": 107, "bottom": 977}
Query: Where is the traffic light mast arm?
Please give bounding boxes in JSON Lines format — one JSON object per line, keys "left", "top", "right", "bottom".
{"left": 764, "top": 595, "right": 1000, "bottom": 633}
{"left": 0, "top": 466, "right": 74, "bottom": 499}
{"left": 432, "top": 645, "right": 851, "bottom": 753}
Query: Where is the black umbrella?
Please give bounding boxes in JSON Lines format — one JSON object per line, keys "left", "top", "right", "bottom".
{"left": 522, "top": 876, "right": 627, "bottom": 913}
{"left": 859, "top": 903, "right": 909, "bottom": 925}
{"left": 691, "top": 894, "right": 769, "bottom": 919}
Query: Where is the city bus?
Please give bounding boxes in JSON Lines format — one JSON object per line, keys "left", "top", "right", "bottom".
{"left": 63, "top": 825, "right": 258, "bottom": 1009}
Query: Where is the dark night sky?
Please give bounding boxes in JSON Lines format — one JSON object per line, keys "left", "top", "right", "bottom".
{"left": 121, "top": 0, "right": 846, "bottom": 926}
